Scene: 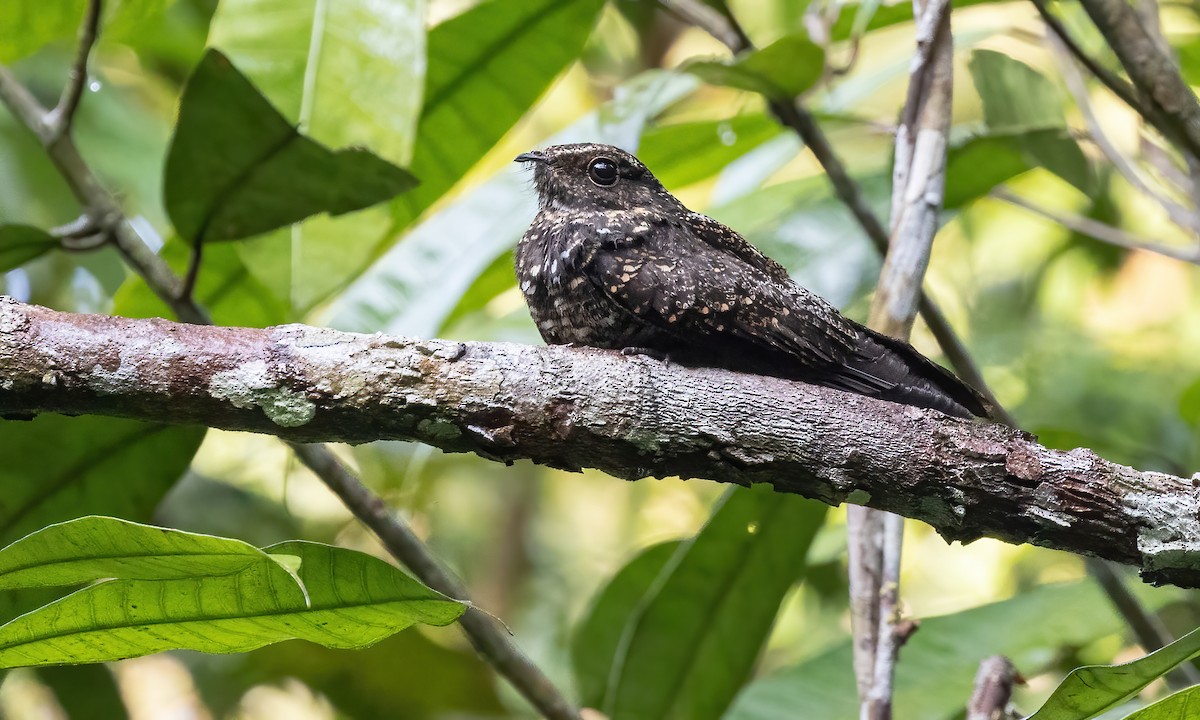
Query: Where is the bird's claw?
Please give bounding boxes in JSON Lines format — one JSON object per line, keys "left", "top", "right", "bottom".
{"left": 621, "top": 346, "right": 670, "bottom": 364}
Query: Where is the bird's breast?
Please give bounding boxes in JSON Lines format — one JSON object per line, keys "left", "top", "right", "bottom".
{"left": 515, "top": 211, "right": 652, "bottom": 347}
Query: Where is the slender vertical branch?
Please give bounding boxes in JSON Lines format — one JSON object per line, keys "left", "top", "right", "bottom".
{"left": 0, "top": 33, "right": 581, "bottom": 720}
{"left": 45, "top": 0, "right": 102, "bottom": 142}
{"left": 850, "top": 3, "right": 953, "bottom": 718}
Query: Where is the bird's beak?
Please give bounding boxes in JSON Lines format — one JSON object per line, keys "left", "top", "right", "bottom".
{"left": 515, "top": 151, "right": 548, "bottom": 164}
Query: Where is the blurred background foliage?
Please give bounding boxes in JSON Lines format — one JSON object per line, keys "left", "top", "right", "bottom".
{"left": 2, "top": 0, "right": 1200, "bottom": 718}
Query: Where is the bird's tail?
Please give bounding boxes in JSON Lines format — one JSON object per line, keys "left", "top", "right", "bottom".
{"left": 841, "top": 328, "right": 997, "bottom": 420}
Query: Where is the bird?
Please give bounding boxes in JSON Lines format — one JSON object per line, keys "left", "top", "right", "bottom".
{"left": 513, "top": 142, "right": 994, "bottom": 420}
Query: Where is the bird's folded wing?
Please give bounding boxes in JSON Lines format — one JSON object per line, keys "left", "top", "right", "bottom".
{"left": 585, "top": 218, "right": 882, "bottom": 382}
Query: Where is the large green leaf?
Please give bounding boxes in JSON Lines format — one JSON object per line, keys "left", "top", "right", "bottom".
{"left": 968, "top": 50, "right": 1094, "bottom": 195}
{"left": 209, "top": 0, "right": 426, "bottom": 309}
{"left": 1119, "top": 686, "right": 1200, "bottom": 719}
{"left": 0, "top": 0, "right": 166, "bottom": 63}
{"left": 1028, "top": 626, "right": 1200, "bottom": 720}
{"left": 328, "top": 70, "right": 697, "bottom": 337}
{"left": 583, "top": 486, "right": 827, "bottom": 720}
{"left": 0, "top": 534, "right": 463, "bottom": 668}
{"left": 0, "top": 225, "right": 57, "bottom": 272}
{"left": 687, "top": 34, "right": 825, "bottom": 99}
{"left": 726, "top": 581, "right": 1178, "bottom": 720}
{"left": 163, "top": 49, "right": 416, "bottom": 244}
{"left": 572, "top": 541, "right": 681, "bottom": 708}
{"left": 0, "top": 516, "right": 291, "bottom": 591}
{"left": 0, "top": 416, "right": 205, "bottom": 548}
{"left": 391, "top": 0, "right": 606, "bottom": 231}
{"left": 209, "top": 0, "right": 424, "bottom": 165}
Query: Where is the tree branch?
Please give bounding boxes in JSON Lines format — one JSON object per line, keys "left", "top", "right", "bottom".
{"left": 45, "top": 0, "right": 101, "bottom": 142}
{"left": 3, "top": 297, "right": 1199, "bottom": 588}
{"left": 1076, "top": 0, "right": 1200, "bottom": 162}
{"left": 992, "top": 188, "right": 1200, "bottom": 264}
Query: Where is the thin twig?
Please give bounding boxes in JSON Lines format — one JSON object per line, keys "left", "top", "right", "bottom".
{"left": 966, "top": 656, "right": 1019, "bottom": 720}
{"left": 1044, "top": 29, "right": 1200, "bottom": 234}
{"left": 992, "top": 188, "right": 1200, "bottom": 264}
{"left": 46, "top": 0, "right": 101, "bottom": 143}
{"left": 0, "top": 53, "right": 582, "bottom": 720}
{"left": 1077, "top": 0, "right": 1200, "bottom": 161}
{"left": 289, "top": 444, "right": 582, "bottom": 720}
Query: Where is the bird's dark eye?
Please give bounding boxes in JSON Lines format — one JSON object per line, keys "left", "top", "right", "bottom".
{"left": 588, "top": 157, "right": 619, "bottom": 186}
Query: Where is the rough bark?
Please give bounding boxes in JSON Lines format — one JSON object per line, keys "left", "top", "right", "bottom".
{"left": 2, "top": 297, "right": 1199, "bottom": 587}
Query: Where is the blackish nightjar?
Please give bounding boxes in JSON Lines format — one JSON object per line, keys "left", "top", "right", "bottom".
{"left": 514, "top": 142, "right": 992, "bottom": 420}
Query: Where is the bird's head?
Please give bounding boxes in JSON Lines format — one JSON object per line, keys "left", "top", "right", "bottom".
{"left": 515, "top": 143, "right": 677, "bottom": 214}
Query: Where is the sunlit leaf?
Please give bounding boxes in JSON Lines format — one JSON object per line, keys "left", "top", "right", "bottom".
{"left": 164, "top": 49, "right": 416, "bottom": 244}
{"left": 686, "top": 34, "right": 825, "bottom": 99}
{"left": 0, "top": 538, "right": 463, "bottom": 668}
{"left": 0, "top": 516, "right": 289, "bottom": 591}
{"left": 1027, "top": 625, "right": 1200, "bottom": 720}
{"left": 1118, "top": 686, "right": 1200, "bottom": 719}
{"left": 0, "top": 225, "right": 57, "bottom": 272}
{"left": 209, "top": 0, "right": 426, "bottom": 308}
{"left": 582, "top": 486, "right": 827, "bottom": 720}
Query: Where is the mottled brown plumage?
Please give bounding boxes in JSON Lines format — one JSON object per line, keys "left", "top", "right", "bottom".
{"left": 514, "top": 143, "right": 992, "bottom": 419}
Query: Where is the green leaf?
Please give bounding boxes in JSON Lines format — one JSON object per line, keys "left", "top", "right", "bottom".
{"left": 726, "top": 581, "right": 1179, "bottom": 720}
{"left": 0, "top": 225, "right": 57, "bottom": 272}
{"left": 1118, "top": 686, "right": 1200, "bottom": 719}
{"left": 163, "top": 49, "right": 416, "bottom": 244}
{"left": 0, "top": 539, "right": 463, "bottom": 668}
{"left": 0, "top": 516, "right": 289, "bottom": 591}
{"left": 572, "top": 541, "right": 681, "bottom": 708}
{"left": 204, "top": 629, "right": 507, "bottom": 719}
{"left": 391, "top": 0, "right": 607, "bottom": 230}
{"left": 1028, "top": 625, "right": 1200, "bottom": 720}
{"left": 209, "top": 0, "right": 424, "bottom": 166}
{"left": 944, "top": 134, "right": 1033, "bottom": 209}
{"left": 686, "top": 34, "right": 825, "bottom": 99}
{"left": 639, "top": 115, "right": 782, "bottom": 189}
{"left": 587, "top": 486, "right": 827, "bottom": 720}
{"left": 0, "top": 416, "right": 205, "bottom": 548}
{"left": 0, "top": 0, "right": 166, "bottom": 63}
{"left": 968, "top": 50, "right": 1094, "bottom": 194}
{"left": 328, "top": 70, "right": 697, "bottom": 337}
{"left": 209, "top": 0, "right": 426, "bottom": 309}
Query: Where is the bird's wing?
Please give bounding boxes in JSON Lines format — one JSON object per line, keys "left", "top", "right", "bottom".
{"left": 584, "top": 215, "right": 895, "bottom": 392}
